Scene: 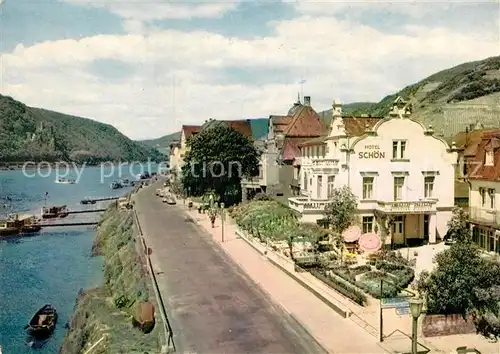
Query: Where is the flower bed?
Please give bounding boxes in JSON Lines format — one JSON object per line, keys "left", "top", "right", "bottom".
{"left": 328, "top": 259, "right": 415, "bottom": 299}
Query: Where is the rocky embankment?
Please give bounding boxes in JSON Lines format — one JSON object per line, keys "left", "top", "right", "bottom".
{"left": 60, "top": 205, "right": 165, "bottom": 353}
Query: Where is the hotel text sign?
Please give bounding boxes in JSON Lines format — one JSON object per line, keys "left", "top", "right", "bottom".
{"left": 358, "top": 144, "right": 385, "bottom": 159}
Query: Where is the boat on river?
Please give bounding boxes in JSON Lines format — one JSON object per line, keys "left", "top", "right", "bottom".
{"left": 25, "top": 304, "right": 58, "bottom": 338}
{"left": 41, "top": 205, "right": 69, "bottom": 219}
{"left": 55, "top": 178, "right": 75, "bottom": 184}
{"left": 110, "top": 181, "right": 123, "bottom": 189}
{"left": 0, "top": 214, "right": 41, "bottom": 237}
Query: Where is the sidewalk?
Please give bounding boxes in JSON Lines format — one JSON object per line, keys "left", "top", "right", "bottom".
{"left": 183, "top": 206, "right": 388, "bottom": 353}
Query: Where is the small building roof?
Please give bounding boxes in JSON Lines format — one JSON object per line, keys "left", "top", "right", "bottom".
{"left": 469, "top": 129, "right": 500, "bottom": 181}
{"left": 342, "top": 117, "right": 384, "bottom": 136}
{"left": 181, "top": 125, "right": 201, "bottom": 140}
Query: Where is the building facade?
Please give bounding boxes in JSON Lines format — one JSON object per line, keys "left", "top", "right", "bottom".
{"left": 169, "top": 125, "right": 201, "bottom": 179}
{"left": 241, "top": 95, "right": 324, "bottom": 200}
{"left": 468, "top": 130, "right": 500, "bottom": 253}
{"left": 289, "top": 97, "right": 458, "bottom": 245}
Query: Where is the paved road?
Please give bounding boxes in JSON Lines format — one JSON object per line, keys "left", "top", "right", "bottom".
{"left": 134, "top": 187, "right": 325, "bottom": 354}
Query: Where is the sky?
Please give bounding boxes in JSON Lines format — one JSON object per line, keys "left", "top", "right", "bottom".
{"left": 0, "top": 0, "right": 499, "bottom": 140}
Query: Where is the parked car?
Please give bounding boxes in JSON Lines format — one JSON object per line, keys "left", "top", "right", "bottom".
{"left": 162, "top": 195, "right": 176, "bottom": 205}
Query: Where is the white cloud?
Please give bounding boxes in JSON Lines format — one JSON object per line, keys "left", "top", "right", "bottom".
{"left": 292, "top": 0, "right": 499, "bottom": 18}
{"left": 59, "top": 0, "right": 239, "bottom": 21}
{"left": 2, "top": 4, "right": 499, "bottom": 140}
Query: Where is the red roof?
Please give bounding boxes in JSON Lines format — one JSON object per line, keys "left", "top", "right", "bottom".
{"left": 284, "top": 106, "right": 324, "bottom": 137}
{"left": 182, "top": 125, "right": 201, "bottom": 140}
{"left": 225, "top": 120, "right": 252, "bottom": 138}
{"left": 282, "top": 138, "right": 314, "bottom": 161}
{"left": 343, "top": 117, "right": 384, "bottom": 136}
{"left": 469, "top": 130, "right": 500, "bottom": 181}
{"left": 452, "top": 129, "right": 499, "bottom": 157}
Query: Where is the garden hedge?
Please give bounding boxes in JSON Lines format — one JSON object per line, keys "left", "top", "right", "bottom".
{"left": 310, "top": 269, "right": 367, "bottom": 306}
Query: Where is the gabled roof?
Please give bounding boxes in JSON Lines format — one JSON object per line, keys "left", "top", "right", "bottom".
{"left": 181, "top": 125, "right": 201, "bottom": 140}
{"left": 469, "top": 130, "right": 500, "bottom": 181}
{"left": 282, "top": 138, "right": 313, "bottom": 161}
{"left": 299, "top": 136, "right": 327, "bottom": 147}
{"left": 342, "top": 117, "right": 384, "bottom": 136}
{"left": 450, "top": 129, "right": 498, "bottom": 157}
{"left": 284, "top": 106, "right": 324, "bottom": 137}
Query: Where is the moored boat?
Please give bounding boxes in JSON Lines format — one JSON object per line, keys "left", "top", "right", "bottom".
{"left": 41, "top": 205, "right": 69, "bottom": 219}
{"left": 25, "top": 304, "right": 58, "bottom": 338}
{"left": 120, "top": 179, "right": 130, "bottom": 186}
{"left": 55, "top": 178, "right": 75, "bottom": 184}
{"left": 0, "top": 219, "right": 19, "bottom": 237}
{"left": 0, "top": 214, "right": 41, "bottom": 237}
{"left": 110, "top": 181, "right": 123, "bottom": 189}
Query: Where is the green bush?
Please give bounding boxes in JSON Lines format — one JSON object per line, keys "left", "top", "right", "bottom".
{"left": 375, "top": 261, "right": 415, "bottom": 289}
{"left": 357, "top": 272, "right": 399, "bottom": 298}
{"left": 351, "top": 265, "right": 372, "bottom": 275}
{"left": 330, "top": 266, "right": 355, "bottom": 282}
{"left": 310, "top": 269, "right": 367, "bottom": 306}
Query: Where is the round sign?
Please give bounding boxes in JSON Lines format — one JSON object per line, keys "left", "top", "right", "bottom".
{"left": 342, "top": 225, "right": 362, "bottom": 242}
{"left": 358, "top": 232, "right": 382, "bottom": 253}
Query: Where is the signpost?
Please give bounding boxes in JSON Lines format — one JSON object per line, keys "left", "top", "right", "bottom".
{"left": 379, "top": 279, "right": 413, "bottom": 342}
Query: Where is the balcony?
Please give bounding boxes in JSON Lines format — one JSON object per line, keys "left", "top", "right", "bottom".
{"left": 311, "top": 158, "right": 340, "bottom": 174}
{"left": 469, "top": 207, "right": 500, "bottom": 226}
{"left": 241, "top": 176, "right": 263, "bottom": 187}
{"left": 377, "top": 200, "right": 436, "bottom": 214}
{"left": 289, "top": 197, "right": 331, "bottom": 213}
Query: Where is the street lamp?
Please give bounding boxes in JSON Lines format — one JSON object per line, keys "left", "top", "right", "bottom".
{"left": 220, "top": 202, "right": 225, "bottom": 243}
{"left": 408, "top": 297, "right": 424, "bottom": 354}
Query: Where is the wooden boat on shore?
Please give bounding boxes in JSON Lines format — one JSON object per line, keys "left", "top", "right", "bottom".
{"left": 25, "top": 304, "right": 58, "bottom": 338}
{"left": 41, "top": 205, "right": 69, "bottom": 219}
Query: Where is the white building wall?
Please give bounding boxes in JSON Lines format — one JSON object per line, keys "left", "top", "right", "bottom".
{"left": 291, "top": 114, "right": 458, "bottom": 243}
{"left": 348, "top": 118, "right": 455, "bottom": 208}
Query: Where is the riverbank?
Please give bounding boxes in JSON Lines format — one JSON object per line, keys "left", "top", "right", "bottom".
{"left": 59, "top": 205, "right": 166, "bottom": 353}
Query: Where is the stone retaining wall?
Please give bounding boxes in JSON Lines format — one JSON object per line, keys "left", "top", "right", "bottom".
{"left": 422, "top": 313, "right": 476, "bottom": 337}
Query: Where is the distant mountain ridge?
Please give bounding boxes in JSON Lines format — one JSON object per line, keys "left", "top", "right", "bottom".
{"left": 318, "top": 56, "right": 500, "bottom": 137}
{"left": 0, "top": 94, "right": 163, "bottom": 164}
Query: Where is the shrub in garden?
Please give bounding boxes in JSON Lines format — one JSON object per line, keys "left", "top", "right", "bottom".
{"left": 375, "top": 261, "right": 415, "bottom": 289}
{"left": 358, "top": 272, "right": 399, "bottom": 298}
{"left": 310, "top": 269, "right": 367, "bottom": 306}
{"left": 351, "top": 265, "right": 372, "bottom": 276}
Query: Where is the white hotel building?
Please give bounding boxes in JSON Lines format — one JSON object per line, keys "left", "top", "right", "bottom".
{"left": 289, "top": 97, "right": 459, "bottom": 245}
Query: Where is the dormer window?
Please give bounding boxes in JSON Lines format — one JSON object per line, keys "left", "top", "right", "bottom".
{"left": 485, "top": 150, "right": 494, "bottom": 166}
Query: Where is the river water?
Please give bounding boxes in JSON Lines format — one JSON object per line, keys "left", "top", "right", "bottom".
{"left": 0, "top": 163, "right": 160, "bottom": 353}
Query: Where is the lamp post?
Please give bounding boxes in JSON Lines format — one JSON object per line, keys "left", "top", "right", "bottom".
{"left": 408, "top": 297, "right": 424, "bottom": 354}
{"left": 220, "top": 202, "right": 225, "bottom": 243}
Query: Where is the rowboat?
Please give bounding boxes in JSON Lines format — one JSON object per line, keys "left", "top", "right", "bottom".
{"left": 25, "top": 304, "right": 58, "bottom": 338}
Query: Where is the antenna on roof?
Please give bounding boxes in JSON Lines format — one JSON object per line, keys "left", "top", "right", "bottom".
{"left": 298, "top": 77, "right": 306, "bottom": 103}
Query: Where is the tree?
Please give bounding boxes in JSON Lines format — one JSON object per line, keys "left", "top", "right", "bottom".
{"left": 324, "top": 185, "right": 357, "bottom": 234}
{"left": 181, "top": 125, "right": 260, "bottom": 205}
{"left": 415, "top": 207, "right": 500, "bottom": 339}
{"left": 446, "top": 206, "right": 471, "bottom": 243}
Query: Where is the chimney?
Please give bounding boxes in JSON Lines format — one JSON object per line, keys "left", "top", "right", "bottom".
{"left": 304, "top": 96, "right": 311, "bottom": 107}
